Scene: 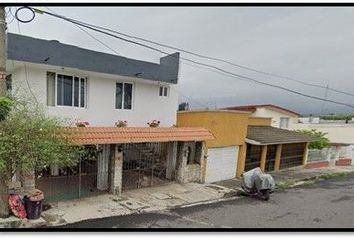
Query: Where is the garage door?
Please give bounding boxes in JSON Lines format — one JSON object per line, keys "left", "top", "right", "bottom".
{"left": 205, "top": 146, "right": 239, "bottom": 183}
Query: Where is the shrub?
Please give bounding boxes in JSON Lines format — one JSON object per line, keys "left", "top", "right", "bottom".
{"left": 0, "top": 99, "right": 83, "bottom": 175}
{"left": 296, "top": 129, "right": 330, "bottom": 150}
{"left": 0, "top": 97, "right": 13, "bottom": 122}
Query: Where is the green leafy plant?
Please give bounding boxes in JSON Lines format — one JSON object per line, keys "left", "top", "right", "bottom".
{"left": 0, "top": 97, "right": 13, "bottom": 122}
{"left": 296, "top": 129, "right": 330, "bottom": 150}
{"left": 0, "top": 99, "right": 83, "bottom": 176}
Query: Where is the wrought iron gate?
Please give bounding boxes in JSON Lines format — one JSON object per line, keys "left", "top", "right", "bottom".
{"left": 122, "top": 142, "right": 169, "bottom": 190}
{"left": 35, "top": 145, "right": 109, "bottom": 202}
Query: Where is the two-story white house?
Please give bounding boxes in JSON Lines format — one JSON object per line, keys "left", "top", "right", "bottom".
{"left": 223, "top": 104, "right": 300, "bottom": 129}
{"left": 4, "top": 33, "right": 214, "bottom": 202}
{"left": 6, "top": 33, "right": 180, "bottom": 127}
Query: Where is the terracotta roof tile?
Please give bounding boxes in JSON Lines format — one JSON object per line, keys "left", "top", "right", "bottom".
{"left": 62, "top": 127, "right": 214, "bottom": 145}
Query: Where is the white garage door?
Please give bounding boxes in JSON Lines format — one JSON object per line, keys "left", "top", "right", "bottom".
{"left": 205, "top": 146, "right": 239, "bottom": 183}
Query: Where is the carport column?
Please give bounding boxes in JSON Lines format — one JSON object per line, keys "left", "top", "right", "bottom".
{"left": 274, "top": 144, "right": 283, "bottom": 171}
{"left": 260, "top": 145, "right": 268, "bottom": 172}
{"left": 166, "top": 141, "right": 178, "bottom": 180}
{"left": 302, "top": 142, "right": 310, "bottom": 166}
{"left": 110, "top": 144, "right": 123, "bottom": 196}
{"left": 176, "top": 142, "right": 187, "bottom": 184}
{"left": 200, "top": 141, "right": 207, "bottom": 183}
{"left": 236, "top": 144, "right": 247, "bottom": 178}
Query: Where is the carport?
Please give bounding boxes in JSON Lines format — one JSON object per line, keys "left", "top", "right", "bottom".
{"left": 36, "top": 127, "right": 213, "bottom": 202}
{"left": 244, "top": 126, "right": 314, "bottom": 172}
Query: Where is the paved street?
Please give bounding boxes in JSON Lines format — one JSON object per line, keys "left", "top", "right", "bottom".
{"left": 61, "top": 174, "right": 354, "bottom": 229}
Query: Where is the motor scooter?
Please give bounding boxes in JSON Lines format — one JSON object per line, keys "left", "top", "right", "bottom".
{"left": 240, "top": 167, "right": 275, "bottom": 201}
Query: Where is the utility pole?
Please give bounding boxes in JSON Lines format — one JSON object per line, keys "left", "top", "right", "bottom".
{"left": 320, "top": 84, "right": 329, "bottom": 116}
{"left": 0, "top": 7, "right": 6, "bottom": 95}
{"left": 0, "top": 6, "right": 9, "bottom": 218}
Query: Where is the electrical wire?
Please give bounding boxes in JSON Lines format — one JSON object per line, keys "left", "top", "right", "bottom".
{"left": 13, "top": 7, "right": 39, "bottom": 105}
{"left": 15, "top": 7, "right": 354, "bottom": 109}
{"left": 44, "top": 7, "right": 121, "bottom": 56}
{"left": 30, "top": 7, "right": 354, "bottom": 98}
{"left": 45, "top": 8, "right": 210, "bottom": 110}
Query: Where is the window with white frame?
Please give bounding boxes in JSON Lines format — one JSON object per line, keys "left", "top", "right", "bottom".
{"left": 159, "top": 86, "right": 169, "bottom": 97}
{"left": 279, "top": 117, "right": 290, "bottom": 129}
{"left": 115, "top": 82, "right": 133, "bottom": 110}
{"left": 46, "top": 72, "right": 87, "bottom": 108}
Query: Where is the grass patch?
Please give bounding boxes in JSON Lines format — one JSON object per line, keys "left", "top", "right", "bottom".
{"left": 318, "top": 171, "right": 352, "bottom": 180}
{"left": 276, "top": 181, "right": 295, "bottom": 190}
{"left": 275, "top": 171, "right": 354, "bottom": 190}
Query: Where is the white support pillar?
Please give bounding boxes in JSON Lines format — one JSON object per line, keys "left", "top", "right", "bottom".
{"left": 166, "top": 141, "right": 178, "bottom": 180}
{"left": 110, "top": 145, "right": 123, "bottom": 196}
{"left": 176, "top": 142, "right": 188, "bottom": 184}
{"left": 97, "top": 145, "right": 110, "bottom": 191}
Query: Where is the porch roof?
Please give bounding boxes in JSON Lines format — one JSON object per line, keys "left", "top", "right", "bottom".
{"left": 246, "top": 126, "right": 315, "bottom": 145}
{"left": 62, "top": 127, "right": 214, "bottom": 145}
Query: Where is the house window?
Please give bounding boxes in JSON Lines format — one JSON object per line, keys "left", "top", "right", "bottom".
{"left": 159, "top": 86, "right": 169, "bottom": 97}
{"left": 47, "top": 72, "right": 87, "bottom": 108}
{"left": 279, "top": 117, "right": 290, "bottom": 129}
{"left": 116, "top": 82, "right": 133, "bottom": 110}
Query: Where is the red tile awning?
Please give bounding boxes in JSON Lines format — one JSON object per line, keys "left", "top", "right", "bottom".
{"left": 62, "top": 127, "right": 215, "bottom": 145}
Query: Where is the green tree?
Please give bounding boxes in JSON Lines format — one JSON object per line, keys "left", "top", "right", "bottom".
{"left": 0, "top": 98, "right": 83, "bottom": 218}
{"left": 296, "top": 129, "right": 330, "bottom": 150}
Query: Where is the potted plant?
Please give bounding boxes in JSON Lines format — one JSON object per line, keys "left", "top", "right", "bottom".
{"left": 147, "top": 120, "right": 160, "bottom": 128}
{"left": 76, "top": 121, "right": 90, "bottom": 127}
{"left": 115, "top": 120, "right": 128, "bottom": 128}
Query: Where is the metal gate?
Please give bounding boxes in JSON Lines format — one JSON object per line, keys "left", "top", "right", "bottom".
{"left": 280, "top": 143, "right": 306, "bottom": 169}
{"left": 245, "top": 144, "right": 262, "bottom": 171}
{"left": 122, "top": 142, "right": 169, "bottom": 190}
{"left": 35, "top": 145, "right": 109, "bottom": 202}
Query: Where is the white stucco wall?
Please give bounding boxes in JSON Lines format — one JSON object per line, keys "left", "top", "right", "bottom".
{"left": 10, "top": 63, "right": 179, "bottom": 127}
{"left": 251, "top": 107, "right": 298, "bottom": 128}
{"left": 292, "top": 123, "right": 354, "bottom": 145}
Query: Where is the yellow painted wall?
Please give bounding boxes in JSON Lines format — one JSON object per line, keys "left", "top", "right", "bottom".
{"left": 248, "top": 117, "right": 272, "bottom": 126}
{"left": 177, "top": 111, "right": 250, "bottom": 148}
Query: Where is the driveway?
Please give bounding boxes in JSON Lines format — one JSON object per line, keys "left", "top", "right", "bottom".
{"left": 60, "top": 174, "right": 354, "bottom": 229}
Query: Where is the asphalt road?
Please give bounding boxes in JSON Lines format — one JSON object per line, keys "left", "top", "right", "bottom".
{"left": 61, "top": 174, "right": 354, "bottom": 229}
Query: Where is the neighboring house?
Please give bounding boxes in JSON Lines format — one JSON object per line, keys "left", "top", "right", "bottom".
{"left": 292, "top": 120, "right": 354, "bottom": 167}
{"left": 5, "top": 33, "right": 215, "bottom": 202}
{"left": 223, "top": 104, "right": 300, "bottom": 129}
{"left": 177, "top": 110, "right": 313, "bottom": 183}
{"left": 6, "top": 33, "right": 179, "bottom": 127}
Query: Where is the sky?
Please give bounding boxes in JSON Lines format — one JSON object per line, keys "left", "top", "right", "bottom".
{"left": 6, "top": 6, "right": 354, "bottom": 115}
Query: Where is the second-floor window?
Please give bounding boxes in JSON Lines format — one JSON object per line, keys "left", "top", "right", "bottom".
{"left": 279, "top": 117, "right": 290, "bottom": 129}
{"left": 47, "top": 72, "right": 87, "bottom": 108}
{"left": 159, "top": 86, "right": 169, "bottom": 97}
{"left": 116, "top": 82, "right": 133, "bottom": 110}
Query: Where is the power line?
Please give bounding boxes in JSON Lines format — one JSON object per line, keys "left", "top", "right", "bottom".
{"left": 32, "top": 7, "right": 354, "bottom": 98}
{"left": 44, "top": 7, "right": 121, "bottom": 56}
{"left": 12, "top": 8, "right": 39, "bottom": 105}
{"left": 45, "top": 8, "right": 209, "bottom": 110}
{"left": 20, "top": 7, "right": 354, "bottom": 109}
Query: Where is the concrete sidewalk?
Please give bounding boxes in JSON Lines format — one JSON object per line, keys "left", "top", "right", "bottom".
{"left": 1, "top": 165, "right": 354, "bottom": 228}
{"left": 39, "top": 182, "right": 233, "bottom": 227}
